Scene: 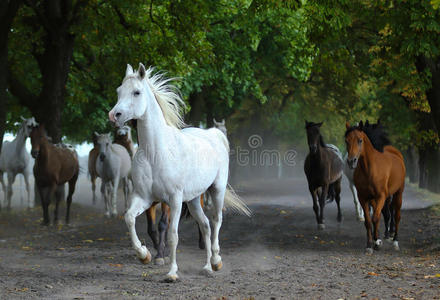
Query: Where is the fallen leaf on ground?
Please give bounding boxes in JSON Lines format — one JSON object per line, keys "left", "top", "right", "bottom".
{"left": 82, "top": 240, "right": 93, "bottom": 243}
{"left": 109, "top": 263, "right": 123, "bottom": 268}
{"left": 424, "top": 274, "right": 440, "bottom": 279}
{"left": 367, "top": 272, "right": 379, "bottom": 276}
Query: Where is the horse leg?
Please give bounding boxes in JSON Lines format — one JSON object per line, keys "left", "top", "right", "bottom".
{"left": 198, "top": 194, "right": 205, "bottom": 250}
{"left": 382, "top": 197, "right": 391, "bottom": 241}
{"left": 156, "top": 203, "right": 170, "bottom": 265}
{"left": 111, "top": 175, "right": 120, "bottom": 217}
{"left": 391, "top": 189, "right": 403, "bottom": 251}
{"left": 349, "top": 180, "right": 364, "bottom": 221}
{"left": 0, "top": 171, "right": 5, "bottom": 210}
{"left": 309, "top": 186, "right": 320, "bottom": 227}
{"left": 317, "top": 184, "right": 328, "bottom": 230}
{"left": 125, "top": 193, "right": 153, "bottom": 263}
{"left": 123, "top": 177, "right": 129, "bottom": 212}
{"left": 145, "top": 204, "right": 159, "bottom": 256}
{"left": 54, "top": 185, "right": 64, "bottom": 225}
{"left": 208, "top": 183, "right": 226, "bottom": 273}
{"left": 360, "top": 199, "right": 373, "bottom": 254}
{"left": 66, "top": 174, "right": 78, "bottom": 224}
{"left": 40, "top": 185, "right": 55, "bottom": 226}
{"left": 166, "top": 194, "right": 183, "bottom": 282}
{"left": 91, "top": 174, "right": 97, "bottom": 205}
{"left": 23, "top": 172, "right": 32, "bottom": 209}
{"left": 6, "top": 172, "right": 17, "bottom": 210}
{"left": 372, "top": 196, "right": 385, "bottom": 250}
{"left": 334, "top": 178, "right": 342, "bottom": 223}
{"left": 186, "top": 196, "right": 212, "bottom": 275}
{"left": 101, "top": 181, "right": 110, "bottom": 218}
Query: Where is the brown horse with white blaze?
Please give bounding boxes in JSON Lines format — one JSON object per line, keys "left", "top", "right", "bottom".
{"left": 345, "top": 121, "right": 405, "bottom": 254}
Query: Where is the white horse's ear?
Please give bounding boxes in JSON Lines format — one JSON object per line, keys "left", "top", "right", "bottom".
{"left": 221, "top": 119, "right": 225, "bottom": 125}
{"left": 213, "top": 118, "right": 219, "bottom": 125}
{"left": 138, "top": 63, "right": 146, "bottom": 80}
{"left": 126, "top": 64, "right": 134, "bottom": 77}
{"left": 94, "top": 131, "right": 100, "bottom": 137}
{"left": 20, "top": 116, "right": 26, "bottom": 121}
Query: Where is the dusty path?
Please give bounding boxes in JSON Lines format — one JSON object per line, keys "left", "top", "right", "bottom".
{"left": 0, "top": 177, "right": 439, "bottom": 299}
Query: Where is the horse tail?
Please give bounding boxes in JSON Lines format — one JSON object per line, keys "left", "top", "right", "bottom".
{"left": 223, "top": 184, "right": 252, "bottom": 217}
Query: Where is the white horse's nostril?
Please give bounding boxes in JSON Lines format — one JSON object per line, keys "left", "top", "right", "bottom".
{"left": 115, "top": 112, "right": 121, "bottom": 118}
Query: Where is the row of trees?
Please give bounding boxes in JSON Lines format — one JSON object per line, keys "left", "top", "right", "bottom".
{"left": 0, "top": 0, "right": 439, "bottom": 192}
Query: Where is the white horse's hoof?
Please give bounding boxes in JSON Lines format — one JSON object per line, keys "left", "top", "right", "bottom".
{"left": 138, "top": 246, "right": 151, "bottom": 264}
{"left": 393, "top": 241, "right": 400, "bottom": 251}
{"left": 165, "top": 273, "right": 179, "bottom": 282}
{"left": 365, "top": 248, "right": 373, "bottom": 255}
{"left": 154, "top": 258, "right": 165, "bottom": 265}
{"left": 201, "top": 266, "right": 213, "bottom": 277}
{"left": 317, "top": 223, "right": 326, "bottom": 230}
{"left": 374, "top": 239, "right": 382, "bottom": 250}
{"left": 358, "top": 217, "right": 365, "bottom": 222}
{"left": 104, "top": 212, "right": 111, "bottom": 218}
{"left": 211, "top": 261, "right": 222, "bottom": 271}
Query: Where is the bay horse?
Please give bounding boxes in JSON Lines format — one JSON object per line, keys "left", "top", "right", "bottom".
{"left": 109, "top": 63, "right": 250, "bottom": 281}
{"left": 114, "top": 125, "right": 135, "bottom": 158}
{"left": 304, "top": 121, "right": 344, "bottom": 230}
{"left": 30, "top": 125, "right": 79, "bottom": 225}
{"left": 345, "top": 121, "right": 405, "bottom": 254}
{"left": 0, "top": 117, "right": 37, "bottom": 210}
{"left": 88, "top": 133, "right": 99, "bottom": 204}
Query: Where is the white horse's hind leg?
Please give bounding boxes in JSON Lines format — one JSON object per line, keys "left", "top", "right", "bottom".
{"left": 23, "top": 172, "right": 32, "bottom": 208}
{"left": 125, "top": 193, "right": 152, "bottom": 263}
{"left": 349, "top": 182, "right": 364, "bottom": 221}
{"left": 0, "top": 171, "right": 5, "bottom": 209}
{"left": 186, "top": 196, "right": 212, "bottom": 274}
{"left": 166, "top": 195, "right": 183, "bottom": 282}
{"left": 122, "top": 177, "right": 129, "bottom": 212}
{"left": 101, "top": 181, "right": 110, "bottom": 217}
{"left": 209, "top": 185, "right": 226, "bottom": 271}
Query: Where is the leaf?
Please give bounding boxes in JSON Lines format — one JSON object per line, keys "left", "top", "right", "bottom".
{"left": 109, "top": 263, "right": 123, "bottom": 268}
{"left": 82, "top": 239, "right": 93, "bottom": 243}
{"left": 423, "top": 273, "right": 440, "bottom": 278}
{"left": 367, "top": 272, "right": 379, "bottom": 276}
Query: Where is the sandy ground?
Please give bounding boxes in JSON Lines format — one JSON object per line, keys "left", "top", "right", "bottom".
{"left": 0, "top": 175, "right": 439, "bottom": 299}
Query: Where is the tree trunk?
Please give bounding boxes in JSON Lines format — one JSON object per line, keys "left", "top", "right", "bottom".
{"left": 0, "top": 0, "right": 23, "bottom": 152}
{"left": 426, "top": 145, "right": 440, "bottom": 193}
{"left": 405, "top": 146, "right": 418, "bottom": 183}
{"left": 34, "top": 32, "right": 75, "bottom": 143}
{"left": 418, "top": 147, "right": 428, "bottom": 189}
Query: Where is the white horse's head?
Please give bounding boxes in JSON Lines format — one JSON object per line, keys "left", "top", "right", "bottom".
{"left": 109, "top": 63, "right": 186, "bottom": 129}
{"left": 21, "top": 116, "right": 38, "bottom": 137}
{"left": 95, "top": 132, "right": 112, "bottom": 162}
{"left": 213, "top": 118, "right": 227, "bottom": 136}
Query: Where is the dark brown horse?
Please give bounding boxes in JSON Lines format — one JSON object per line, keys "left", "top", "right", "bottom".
{"left": 304, "top": 121, "right": 344, "bottom": 230}
{"left": 88, "top": 133, "right": 99, "bottom": 204}
{"left": 30, "top": 125, "right": 79, "bottom": 225}
{"left": 345, "top": 121, "right": 405, "bottom": 254}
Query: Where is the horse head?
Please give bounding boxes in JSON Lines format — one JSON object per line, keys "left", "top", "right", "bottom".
{"left": 305, "top": 120, "right": 323, "bottom": 154}
{"left": 344, "top": 121, "right": 365, "bottom": 169}
{"left": 96, "top": 132, "right": 112, "bottom": 162}
{"left": 30, "top": 124, "right": 45, "bottom": 158}
{"left": 21, "top": 116, "right": 39, "bottom": 137}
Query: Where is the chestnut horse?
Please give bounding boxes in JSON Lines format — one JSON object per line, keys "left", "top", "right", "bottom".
{"left": 345, "top": 121, "right": 405, "bottom": 254}
{"left": 30, "top": 125, "right": 79, "bottom": 225}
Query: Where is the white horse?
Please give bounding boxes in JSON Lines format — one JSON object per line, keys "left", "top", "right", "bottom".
{"left": 0, "top": 117, "right": 38, "bottom": 210}
{"left": 109, "top": 63, "right": 250, "bottom": 282}
{"left": 326, "top": 143, "right": 364, "bottom": 221}
{"left": 343, "top": 153, "right": 364, "bottom": 221}
{"left": 95, "top": 133, "right": 131, "bottom": 217}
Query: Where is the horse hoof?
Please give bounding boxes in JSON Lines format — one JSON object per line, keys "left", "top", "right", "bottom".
{"left": 358, "top": 217, "right": 365, "bottom": 222}
{"left": 198, "top": 242, "right": 206, "bottom": 250}
{"left": 139, "top": 251, "right": 152, "bottom": 265}
{"left": 393, "top": 241, "right": 400, "bottom": 251}
{"left": 154, "top": 258, "right": 165, "bottom": 265}
{"left": 201, "top": 267, "right": 213, "bottom": 277}
{"left": 165, "top": 274, "right": 179, "bottom": 282}
{"left": 365, "top": 248, "right": 373, "bottom": 255}
{"left": 374, "top": 239, "right": 382, "bottom": 250}
{"left": 317, "top": 224, "right": 325, "bottom": 230}
{"left": 211, "top": 261, "right": 222, "bottom": 271}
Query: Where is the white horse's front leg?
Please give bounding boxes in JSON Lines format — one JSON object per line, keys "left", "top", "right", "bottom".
{"left": 6, "top": 172, "right": 17, "bottom": 209}
{"left": 210, "top": 187, "right": 225, "bottom": 271}
{"left": 349, "top": 182, "right": 364, "bottom": 221}
{"left": 186, "top": 196, "right": 212, "bottom": 274}
{"left": 166, "top": 195, "right": 183, "bottom": 282}
{"left": 125, "top": 193, "right": 152, "bottom": 263}
{"left": 111, "top": 174, "right": 120, "bottom": 217}
{"left": 23, "top": 172, "right": 32, "bottom": 208}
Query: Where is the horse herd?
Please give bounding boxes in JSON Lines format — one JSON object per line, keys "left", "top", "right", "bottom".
{"left": 0, "top": 63, "right": 406, "bottom": 281}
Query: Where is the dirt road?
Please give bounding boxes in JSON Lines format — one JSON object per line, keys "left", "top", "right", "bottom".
{"left": 0, "top": 176, "right": 439, "bottom": 299}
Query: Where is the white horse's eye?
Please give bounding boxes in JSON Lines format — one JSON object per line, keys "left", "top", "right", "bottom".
{"left": 133, "top": 90, "right": 140, "bottom": 97}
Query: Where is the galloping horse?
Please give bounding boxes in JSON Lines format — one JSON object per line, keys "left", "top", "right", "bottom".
{"left": 345, "top": 121, "right": 405, "bottom": 254}
{"left": 304, "top": 121, "right": 344, "bottom": 229}
{"left": 88, "top": 133, "right": 99, "bottom": 204}
{"left": 109, "top": 64, "right": 250, "bottom": 281}
{"left": 0, "top": 117, "right": 37, "bottom": 210}
{"left": 30, "top": 125, "right": 79, "bottom": 225}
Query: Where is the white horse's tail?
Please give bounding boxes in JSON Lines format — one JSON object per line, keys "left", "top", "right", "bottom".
{"left": 223, "top": 184, "right": 252, "bottom": 217}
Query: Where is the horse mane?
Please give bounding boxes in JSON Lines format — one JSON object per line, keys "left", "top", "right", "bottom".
{"left": 143, "top": 67, "right": 187, "bottom": 129}
{"left": 345, "top": 120, "right": 391, "bottom": 152}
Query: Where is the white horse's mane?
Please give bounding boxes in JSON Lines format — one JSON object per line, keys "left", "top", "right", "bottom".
{"left": 125, "top": 67, "right": 186, "bottom": 129}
